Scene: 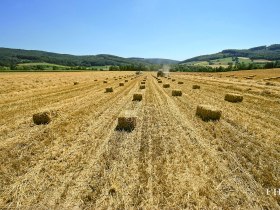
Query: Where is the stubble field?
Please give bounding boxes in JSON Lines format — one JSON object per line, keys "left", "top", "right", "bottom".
{"left": 0, "top": 69, "right": 280, "bottom": 209}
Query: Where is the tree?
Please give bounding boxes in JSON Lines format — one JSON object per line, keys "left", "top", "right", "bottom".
{"left": 109, "top": 66, "right": 120, "bottom": 71}
{"left": 10, "top": 63, "right": 17, "bottom": 70}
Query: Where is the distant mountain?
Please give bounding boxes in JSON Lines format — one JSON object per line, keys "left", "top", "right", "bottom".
{"left": 0, "top": 48, "right": 154, "bottom": 67}
{"left": 181, "top": 44, "right": 280, "bottom": 64}
{"left": 128, "top": 57, "right": 179, "bottom": 65}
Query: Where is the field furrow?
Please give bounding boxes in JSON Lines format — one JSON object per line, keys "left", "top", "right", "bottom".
{"left": 0, "top": 70, "right": 279, "bottom": 209}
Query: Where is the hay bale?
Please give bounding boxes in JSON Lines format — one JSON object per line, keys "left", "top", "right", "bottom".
{"left": 172, "top": 79, "right": 176, "bottom": 82}
{"left": 139, "top": 85, "right": 146, "bottom": 89}
{"left": 119, "top": 83, "right": 124, "bottom": 86}
{"left": 158, "top": 80, "right": 162, "bottom": 83}
{"left": 196, "top": 105, "right": 222, "bottom": 121}
{"left": 105, "top": 87, "right": 113, "bottom": 92}
{"left": 163, "top": 83, "right": 170, "bottom": 88}
{"left": 172, "top": 89, "right": 182, "bottom": 96}
{"left": 178, "top": 81, "right": 184, "bottom": 84}
{"left": 265, "top": 82, "right": 275, "bottom": 86}
{"left": 133, "top": 93, "right": 143, "bottom": 101}
{"left": 103, "top": 80, "right": 108, "bottom": 84}
{"left": 94, "top": 79, "right": 98, "bottom": 81}
{"left": 168, "top": 78, "right": 171, "bottom": 80}
{"left": 157, "top": 71, "right": 164, "bottom": 77}
{"left": 141, "top": 81, "right": 145, "bottom": 84}
{"left": 192, "top": 85, "right": 200, "bottom": 89}
{"left": 116, "top": 113, "right": 137, "bottom": 132}
{"left": 224, "top": 93, "right": 243, "bottom": 103}
{"left": 33, "top": 111, "right": 52, "bottom": 125}
{"left": 261, "top": 90, "right": 271, "bottom": 95}
{"left": 73, "top": 81, "right": 79, "bottom": 85}
{"left": 125, "top": 80, "right": 128, "bottom": 82}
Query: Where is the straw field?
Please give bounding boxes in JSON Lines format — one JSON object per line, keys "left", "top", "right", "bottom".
{"left": 0, "top": 69, "right": 280, "bottom": 209}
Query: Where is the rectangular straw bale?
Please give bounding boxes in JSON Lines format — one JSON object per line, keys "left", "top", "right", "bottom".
{"left": 116, "top": 111, "right": 137, "bottom": 131}
{"left": 172, "top": 89, "right": 182, "bottom": 96}
{"left": 105, "top": 87, "right": 113, "bottom": 92}
{"left": 224, "top": 93, "right": 243, "bottom": 103}
{"left": 163, "top": 83, "right": 170, "bottom": 88}
{"left": 133, "top": 93, "right": 143, "bottom": 101}
{"left": 192, "top": 85, "right": 200, "bottom": 89}
{"left": 196, "top": 105, "right": 222, "bottom": 121}
{"left": 139, "top": 85, "right": 146, "bottom": 89}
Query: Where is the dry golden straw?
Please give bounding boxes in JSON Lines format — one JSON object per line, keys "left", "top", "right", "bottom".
{"left": 105, "top": 87, "right": 113, "bottom": 92}
{"left": 133, "top": 93, "right": 143, "bottom": 101}
{"left": 1, "top": 70, "right": 279, "bottom": 209}
{"left": 193, "top": 85, "right": 200, "bottom": 89}
{"left": 172, "top": 89, "right": 182, "bottom": 96}
{"left": 163, "top": 83, "right": 170, "bottom": 88}
{"left": 33, "top": 111, "right": 52, "bottom": 125}
{"left": 157, "top": 70, "right": 164, "bottom": 77}
{"left": 224, "top": 93, "right": 243, "bottom": 103}
{"left": 116, "top": 116, "right": 137, "bottom": 131}
{"left": 196, "top": 105, "right": 222, "bottom": 121}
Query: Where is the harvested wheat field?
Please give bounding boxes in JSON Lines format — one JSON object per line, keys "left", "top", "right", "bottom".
{"left": 0, "top": 69, "right": 280, "bottom": 209}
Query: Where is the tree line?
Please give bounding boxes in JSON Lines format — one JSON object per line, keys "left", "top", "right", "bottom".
{"left": 171, "top": 61, "right": 280, "bottom": 72}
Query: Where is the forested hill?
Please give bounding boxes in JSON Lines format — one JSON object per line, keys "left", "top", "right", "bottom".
{"left": 181, "top": 44, "right": 280, "bottom": 63}
{"left": 128, "top": 57, "right": 179, "bottom": 65}
{"left": 0, "top": 48, "right": 149, "bottom": 67}
{"left": 0, "top": 47, "right": 179, "bottom": 67}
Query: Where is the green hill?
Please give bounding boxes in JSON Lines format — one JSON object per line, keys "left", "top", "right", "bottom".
{"left": 181, "top": 44, "right": 280, "bottom": 64}
{"left": 128, "top": 57, "right": 179, "bottom": 65}
{"left": 0, "top": 48, "right": 151, "bottom": 67}
{"left": 0, "top": 47, "right": 180, "bottom": 68}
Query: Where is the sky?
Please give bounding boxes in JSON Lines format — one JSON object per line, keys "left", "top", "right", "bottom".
{"left": 0, "top": 0, "right": 280, "bottom": 60}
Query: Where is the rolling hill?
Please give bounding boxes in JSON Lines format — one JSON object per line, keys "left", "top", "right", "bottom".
{"left": 0, "top": 47, "right": 178, "bottom": 67}
{"left": 181, "top": 44, "right": 280, "bottom": 65}
{"left": 1, "top": 44, "right": 279, "bottom": 69}
{"left": 0, "top": 48, "right": 146, "bottom": 67}
{"left": 128, "top": 57, "right": 179, "bottom": 65}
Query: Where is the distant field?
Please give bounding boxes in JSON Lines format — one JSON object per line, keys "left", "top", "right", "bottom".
{"left": 13, "top": 62, "right": 110, "bottom": 71}
{"left": 179, "top": 68, "right": 280, "bottom": 80}
{"left": 253, "top": 59, "right": 273, "bottom": 63}
{"left": 183, "top": 56, "right": 273, "bottom": 67}
{"left": 0, "top": 69, "right": 280, "bottom": 209}
{"left": 18, "top": 62, "right": 68, "bottom": 67}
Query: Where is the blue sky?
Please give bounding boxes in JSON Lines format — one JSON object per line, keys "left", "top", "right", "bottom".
{"left": 0, "top": 0, "right": 279, "bottom": 60}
